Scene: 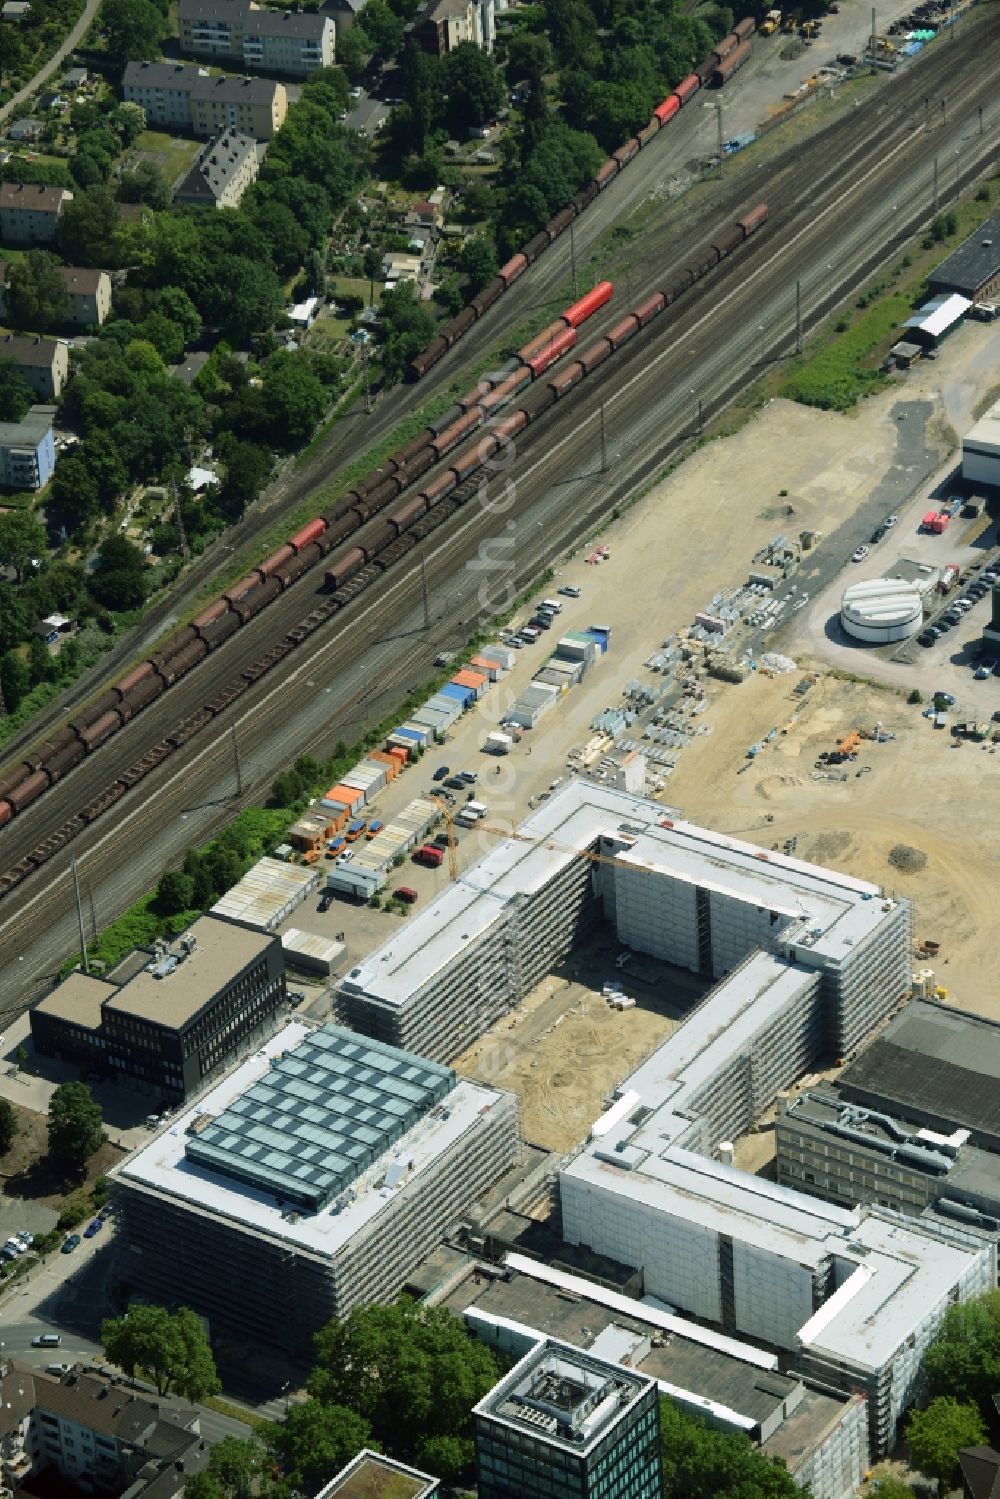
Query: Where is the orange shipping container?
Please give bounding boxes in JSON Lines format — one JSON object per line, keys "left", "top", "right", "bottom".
{"left": 369, "top": 750, "right": 400, "bottom": 779}
{"left": 388, "top": 745, "right": 409, "bottom": 764}
{"left": 453, "top": 669, "right": 487, "bottom": 693}
{"left": 328, "top": 783, "right": 364, "bottom": 814}
{"left": 470, "top": 655, "right": 501, "bottom": 681}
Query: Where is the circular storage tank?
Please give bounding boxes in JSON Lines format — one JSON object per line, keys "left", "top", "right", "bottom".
{"left": 840, "top": 577, "right": 923, "bottom": 643}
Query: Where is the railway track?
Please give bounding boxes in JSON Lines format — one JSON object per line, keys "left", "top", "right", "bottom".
{"left": 0, "top": 23, "right": 996, "bottom": 994}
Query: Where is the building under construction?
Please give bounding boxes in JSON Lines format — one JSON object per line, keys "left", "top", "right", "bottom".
{"left": 338, "top": 782, "right": 911, "bottom": 1064}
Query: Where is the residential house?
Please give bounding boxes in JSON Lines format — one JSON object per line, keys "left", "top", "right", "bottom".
{"left": 0, "top": 403, "right": 55, "bottom": 490}
{"left": 0, "top": 1360, "right": 206, "bottom": 1497}
{"left": 0, "top": 1, "right": 30, "bottom": 20}
{"left": 178, "top": 0, "right": 335, "bottom": 75}
{"left": 320, "top": 0, "right": 365, "bottom": 31}
{"left": 417, "top": 0, "right": 493, "bottom": 53}
{"left": 58, "top": 266, "right": 112, "bottom": 326}
{"left": 175, "top": 130, "right": 260, "bottom": 209}
{"left": 0, "top": 334, "right": 69, "bottom": 399}
{"left": 62, "top": 66, "right": 88, "bottom": 88}
{"left": 9, "top": 116, "right": 43, "bottom": 141}
{"left": 122, "top": 61, "right": 287, "bottom": 140}
{"left": 0, "top": 182, "right": 72, "bottom": 244}
{"left": 32, "top": 611, "right": 72, "bottom": 645}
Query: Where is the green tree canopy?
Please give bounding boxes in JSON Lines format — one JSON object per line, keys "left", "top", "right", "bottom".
{"left": 6, "top": 250, "right": 70, "bottom": 332}
{"left": 0, "top": 651, "right": 29, "bottom": 712}
{"left": 0, "top": 511, "right": 47, "bottom": 582}
{"left": 922, "top": 1290, "right": 1000, "bottom": 1411}
{"left": 659, "top": 1398, "right": 804, "bottom": 1499}
{"left": 118, "top": 159, "right": 170, "bottom": 208}
{"left": 261, "top": 1400, "right": 371, "bottom": 1491}
{"left": 907, "top": 1397, "right": 986, "bottom": 1489}
{"left": 103, "top": 0, "right": 170, "bottom": 69}
{"left": 48, "top": 1081, "right": 104, "bottom": 1174}
{"left": 459, "top": 233, "right": 498, "bottom": 295}
{"left": 89, "top": 534, "right": 147, "bottom": 612}
{"left": 101, "top": 1304, "right": 221, "bottom": 1400}
{"left": 378, "top": 281, "right": 435, "bottom": 387}
{"left": 56, "top": 186, "right": 125, "bottom": 267}
{"left": 0, "top": 1096, "right": 17, "bottom": 1154}
{"left": 0, "top": 359, "right": 35, "bottom": 422}
{"left": 218, "top": 441, "right": 271, "bottom": 518}
{"left": 442, "top": 43, "right": 505, "bottom": 133}
{"left": 155, "top": 869, "right": 195, "bottom": 916}
{"left": 308, "top": 1301, "right": 499, "bottom": 1477}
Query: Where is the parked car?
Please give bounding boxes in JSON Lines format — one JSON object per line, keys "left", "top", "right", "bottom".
{"left": 934, "top": 691, "right": 956, "bottom": 705}
{"left": 31, "top": 1334, "right": 61, "bottom": 1348}
{"left": 395, "top": 886, "right": 419, "bottom": 904}
{"left": 444, "top": 776, "right": 465, "bottom": 790}
{"left": 318, "top": 890, "right": 335, "bottom": 913}
{"left": 83, "top": 1219, "right": 103, "bottom": 1239}
{"left": 432, "top": 765, "right": 450, "bottom": 782}
{"left": 558, "top": 585, "right": 581, "bottom": 597}
{"left": 60, "top": 1235, "right": 81, "bottom": 1254}
{"left": 851, "top": 545, "right": 869, "bottom": 563}
{"left": 883, "top": 514, "right": 898, "bottom": 528}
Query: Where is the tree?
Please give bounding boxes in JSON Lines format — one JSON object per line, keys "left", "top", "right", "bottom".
{"left": 28, "top": 633, "right": 54, "bottom": 686}
{"left": 442, "top": 43, "right": 505, "bottom": 133}
{"left": 360, "top": 0, "right": 403, "bottom": 55}
{"left": 459, "top": 234, "right": 497, "bottom": 295}
{"left": 101, "top": 1304, "right": 221, "bottom": 1399}
{"left": 336, "top": 25, "right": 371, "bottom": 82}
{"left": 0, "top": 511, "right": 47, "bottom": 582}
{"left": 378, "top": 281, "right": 435, "bottom": 387}
{"left": 262, "top": 1400, "right": 371, "bottom": 1491}
{"left": 659, "top": 1398, "right": 803, "bottom": 1499}
{"left": 118, "top": 160, "right": 170, "bottom": 208}
{"left": 257, "top": 352, "right": 327, "bottom": 449}
{"left": 906, "top": 1397, "right": 986, "bottom": 1489}
{"left": 89, "top": 534, "right": 147, "bottom": 612}
{"left": 57, "top": 186, "right": 124, "bottom": 267}
{"left": 102, "top": 0, "right": 169, "bottom": 69}
{"left": 363, "top": 244, "right": 382, "bottom": 306}
{"left": 308, "top": 1301, "right": 499, "bottom": 1476}
{"left": 0, "top": 1096, "right": 17, "bottom": 1154}
{"left": 203, "top": 1436, "right": 263, "bottom": 1499}
{"left": 923, "top": 1290, "right": 1000, "bottom": 1411}
{"left": 0, "top": 359, "right": 34, "bottom": 421}
{"left": 110, "top": 100, "right": 147, "bottom": 147}
{"left": 0, "top": 651, "right": 30, "bottom": 712}
{"left": 6, "top": 250, "right": 70, "bottom": 332}
{"left": 48, "top": 1081, "right": 104, "bottom": 1174}
{"left": 506, "top": 31, "right": 552, "bottom": 98}
{"left": 205, "top": 255, "right": 283, "bottom": 342}
{"left": 218, "top": 442, "right": 270, "bottom": 518}
{"left": 0, "top": 584, "right": 28, "bottom": 651}
{"left": 155, "top": 869, "right": 194, "bottom": 916}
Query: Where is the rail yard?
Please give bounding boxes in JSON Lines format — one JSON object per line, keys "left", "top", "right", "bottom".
{"left": 0, "top": 6, "right": 998, "bottom": 1015}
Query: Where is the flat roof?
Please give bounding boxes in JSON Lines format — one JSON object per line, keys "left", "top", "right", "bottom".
{"left": 184, "top": 1024, "right": 455, "bottom": 1210}
{"left": 112, "top": 1021, "right": 512, "bottom": 1260}
{"left": 903, "top": 292, "right": 972, "bottom": 338}
{"left": 963, "top": 397, "right": 1000, "bottom": 457}
{"left": 340, "top": 782, "right": 896, "bottom": 1011}
{"left": 839, "top": 998, "right": 1000, "bottom": 1141}
{"left": 105, "top": 916, "right": 274, "bottom": 1028}
{"left": 35, "top": 971, "right": 117, "bottom": 1027}
{"left": 317, "top": 1450, "right": 438, "bottom": 1498}
{"left": 474, "top": 1338, "right": 654, "bottom": 1454}
{"left": 928, "top": 216, "right": 1000, "bottom": 295}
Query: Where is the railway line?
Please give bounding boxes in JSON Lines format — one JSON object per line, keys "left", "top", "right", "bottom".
{"left": 0, "top": 20, "right": 997, "bottom": 1004}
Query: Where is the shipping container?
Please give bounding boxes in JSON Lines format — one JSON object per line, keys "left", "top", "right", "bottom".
{"left": 470, "top": 654, "right": 502, "bottom": 681}
{"left": 413, "top": 844, "right": 444, "bottom": 867}
{"left": 452, "top": 669, "right": 487, "bottom": 695}
{"left": 440, "top": 682, "right": 473, "bottom": 705}
{"left": 369, "top": 750, "right": 401, "bottom": 778}
{"left": 479, "top": 644, "right": 516, "bottom": 670}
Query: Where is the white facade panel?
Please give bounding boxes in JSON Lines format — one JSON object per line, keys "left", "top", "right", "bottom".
{"left": 708, "top": 887, "right": 792, "bottom": 976}
{"left": 614, "top": 864, "right": 700, "bottom": 969}
{"left": 731, "top": 1238, "right": 816, "bottom": 1350}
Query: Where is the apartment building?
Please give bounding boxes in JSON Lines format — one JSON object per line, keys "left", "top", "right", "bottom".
{"left": 0, "top": 334, "right": 69, "bottom": 400}
{"left": 178, "top": 0, "right": 335, "bottom": 75}
{"left": 418, "top": 0, "right": 494, "bottom": 53}
{"left": 122, "top": 61, "right": 287, "bottom": 140}
{"left": 0, "top": 182, "right": 72, "bottom": 244}
{"left": 0, "top": 403, "right": 55, "bottom": 490}
{"left": 176, "top": 130, "right": 260, "bottom": 209}
{"left": 110, "top": 1021, "right": 520, "bottom": 1356}
{"left": 31, "top": 915, "right": 286, "bottom": 1099}
{"left": 0, "top": 262, "right": 110, "bottom": 328}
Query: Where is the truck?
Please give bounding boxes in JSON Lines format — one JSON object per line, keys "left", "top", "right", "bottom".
{"left": 922, "top": 511, "right": 950, "bottom": 534}
{"left": 412, "top": 844, "right": 444, "bottom": 867}
{"left": 484, "top": 731, "right": 513, "bottom": 754}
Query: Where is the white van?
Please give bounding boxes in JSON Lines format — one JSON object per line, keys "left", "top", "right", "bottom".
{"left": 466, "top": 801, "right": 488, "bottom": 817}
{"left": 538, "top": 598, "right": 563, "bottom": 615}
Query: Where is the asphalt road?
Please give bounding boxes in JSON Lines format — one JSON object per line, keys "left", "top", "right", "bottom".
{"left": 0, "top": 18, "right": 997, "bottom": 1013}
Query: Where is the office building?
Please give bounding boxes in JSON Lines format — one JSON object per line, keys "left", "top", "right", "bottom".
{"left": 175, "top": 130, "right": 260, "bottom": 209}
{"left": 928, "top": 216, "right": 1000, "bottom": 303}
{"left": 556, "top": 962, "right": 994, "bottom": 1458}
{"left": 0, "top": 402, "right": 55, "bottom": 490}
{"left": 0, "top": 333, "right": 69, "bottom": 399}
{"left": 110, "top": 1022, "right": 520, "bottom": 1355}
{"left": 178, "top": 0, "right": 335, "bottom": 76}
{"left": 474, "top": 1339, "right": 662, "bottom": 1499}
{"left": 31, "top": 915, "right": 285, "bottom": 1099}
{"left": 123, "top": 61, "right": 287, "bottom": 140}
{"left": 0, "top": 1360, "right": 204, "bottom": 1497}
{"left": 0, "top": 181, "right": 72, "bottom": 244}
{"left": 776, "top": 1081, "right": 1000, "bottom": 1258}
{"left": 455, "top": 1256, "right": 867, "bottom": 1499}
{"left": 339, "top": 781, "right": 911, "bottom": 1063}
{"left": 316, "top": 1450, "right": 440, "bottom": 1498}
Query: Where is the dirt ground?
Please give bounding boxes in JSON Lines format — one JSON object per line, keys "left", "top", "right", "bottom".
{"left": 451, "top": 932, "right": 708, "bottom": 1150}
{"left": 0, "top": 1099, "right": 124, "bottom": 1205}
{"left": 666, "top": 665, "right": 1000, "bottom": 1015}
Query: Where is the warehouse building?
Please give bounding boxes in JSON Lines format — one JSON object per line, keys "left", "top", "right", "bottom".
{"left": 31, "top": 915, "right": 285, "bottom": 1099}
{"left": 454, "top": 1257, "right": 868, "bottom": 1499}
{"left": 963, "top": 396, "right": 1000, "bottom": 488}
{"left": 339, "top": 782, "right": 911, "bottom": 1063}
{"left": 474, "top": 1340, "right": 662, "bottom": 1499}
{"left": 928, "top": 216, "right": 1000, "bottom": 303}
{"left": 557, "top": 966, "right": 995, "bottom": 1458}
{"left": 109, "top": 1022, "right": 519, "bottom": 1355}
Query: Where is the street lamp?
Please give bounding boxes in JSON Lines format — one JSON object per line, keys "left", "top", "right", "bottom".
{"left": 827, "top": 263, "right": 834, "bottom": 314}
{"left": 690, "top": 388, "right": 703, "bottom": 433}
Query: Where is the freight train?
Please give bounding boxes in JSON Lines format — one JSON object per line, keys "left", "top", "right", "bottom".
{"left": 0, "top": 207, "right": 766, "bottom": 870}
{"left": 407, "top": 19, "right": 756, "bottom": 380}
